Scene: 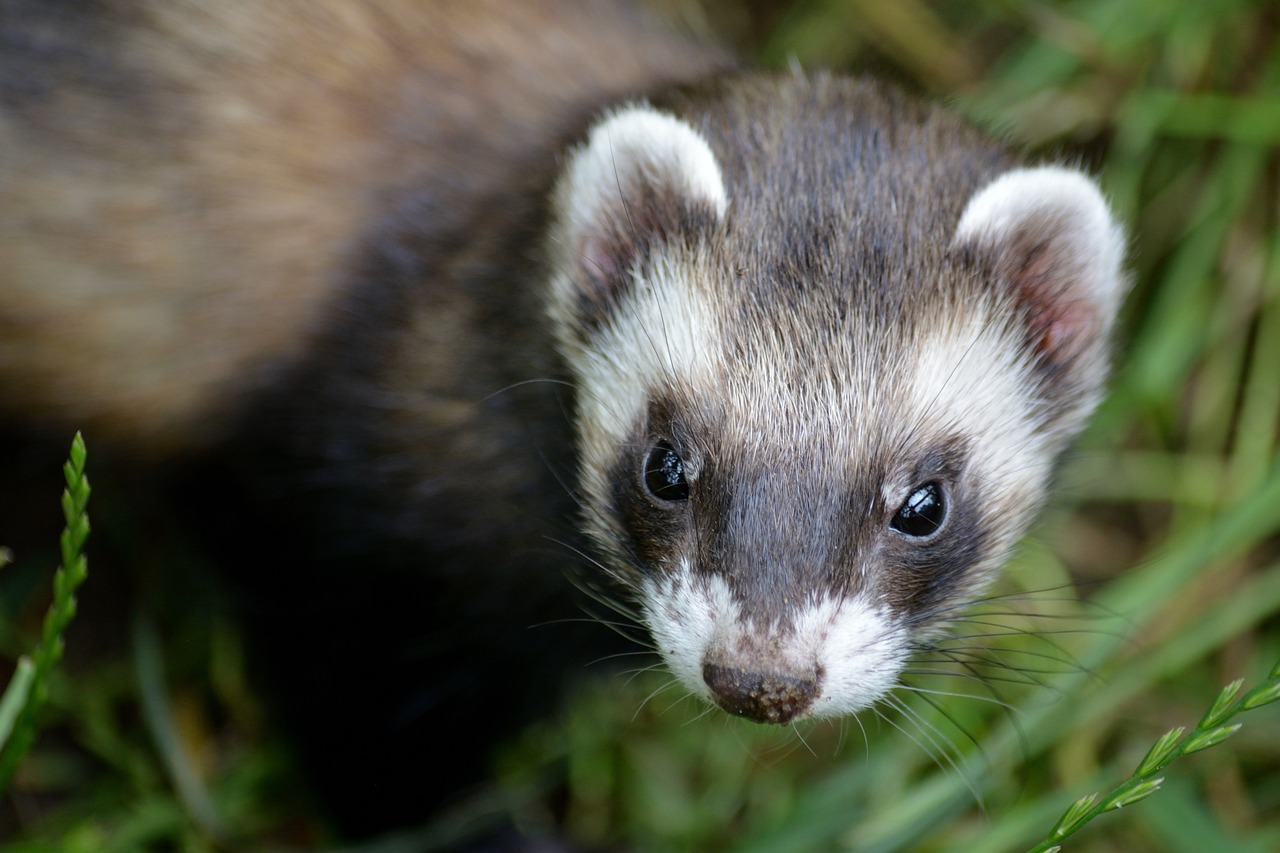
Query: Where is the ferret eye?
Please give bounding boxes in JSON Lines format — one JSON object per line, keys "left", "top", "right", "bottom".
{"left": 643, "top": 442, "right": 689, "bottom": 502}
{"left": 891, "top": 482, "right": 946, "bottom": 537}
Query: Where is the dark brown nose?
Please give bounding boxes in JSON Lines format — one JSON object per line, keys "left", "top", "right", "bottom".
{"left": 702, "top": 661, "right": 818, "bottom": 724}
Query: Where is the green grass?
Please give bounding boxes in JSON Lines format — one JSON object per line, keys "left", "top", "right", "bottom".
{"left": 0, "top": 435, "right": 90, "bottom": 796}
{"left": 2, "top": 1, "right": 1278, "bottom": 850}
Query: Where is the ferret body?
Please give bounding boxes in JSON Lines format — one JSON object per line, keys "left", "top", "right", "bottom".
{"left": 0, "top": 0, "right": 1125, "bottom": 839}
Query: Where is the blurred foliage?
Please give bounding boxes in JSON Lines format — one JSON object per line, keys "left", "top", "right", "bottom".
{"left": 1, "top": 1, "right": 1278, "bottom": 851}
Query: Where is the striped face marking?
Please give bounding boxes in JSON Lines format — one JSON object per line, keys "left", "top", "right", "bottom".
{"left": 547, "top": 100, "right": 1125, "bottom": 723}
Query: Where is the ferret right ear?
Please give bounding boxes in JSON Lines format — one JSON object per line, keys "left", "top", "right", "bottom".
{"left": 549, "top": 105, "right": 728, "bottom": 328}
{"left": 952, "top": 166, "right": 1126, "bottom": 374}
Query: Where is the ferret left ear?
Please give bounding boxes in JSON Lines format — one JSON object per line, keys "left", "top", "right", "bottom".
{"left": 549, "top": 105, "right": 728, "bottom": 331}
{"left": 952, "top": 166, "right": 1126, "bottom": 370}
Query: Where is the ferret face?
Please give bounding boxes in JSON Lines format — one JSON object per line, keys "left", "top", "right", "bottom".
{"left": 547, "top": 78, "right": 1125, "bottom": 724}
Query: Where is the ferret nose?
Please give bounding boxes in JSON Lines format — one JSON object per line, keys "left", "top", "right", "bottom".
{"left": 702, "top": 661, "right": 818, "bottom": 724}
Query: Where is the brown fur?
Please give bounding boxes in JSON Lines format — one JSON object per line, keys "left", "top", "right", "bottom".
{"left": 0, "top": 0, "right": 730, "bottom": 455}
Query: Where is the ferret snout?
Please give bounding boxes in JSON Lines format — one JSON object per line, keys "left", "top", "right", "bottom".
{"left": 644, "top": 575, "right": 909, "bottom": 721}
{"left": 702, "top": 660, "right": 819, "bottom": 724}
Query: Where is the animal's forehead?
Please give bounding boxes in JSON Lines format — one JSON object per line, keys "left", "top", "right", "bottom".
{"left": 668, "top": 255, "right": 969, "bottom": 402}
{"left": 685, "top": 207, "right": 993, "bottom": 357}
{"left": 583, "top": 231, "right": 1035, "bottom": 478}
{"left": 632, "top": 259, "right": 1028, "bottom": 470}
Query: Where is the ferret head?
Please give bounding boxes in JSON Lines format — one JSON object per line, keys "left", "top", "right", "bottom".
{"left": 546, "top": 76, "right": 1125, "bottom": 724}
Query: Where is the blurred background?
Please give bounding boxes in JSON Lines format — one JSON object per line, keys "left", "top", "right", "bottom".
{"left": 1, "top": 1, "right": 1278, "bottom": 850}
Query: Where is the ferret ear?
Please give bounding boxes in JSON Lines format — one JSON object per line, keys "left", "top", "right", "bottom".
{"left": 550, "top": 105, "right": 728, "bottom": 326}
{"left": 952, "top": 166, "right": 1126, "bottom": 372}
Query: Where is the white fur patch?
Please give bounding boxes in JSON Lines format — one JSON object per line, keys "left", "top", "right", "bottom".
{"left": 900, "top": 310, "right": 1049, "bottom": 550}
{"left": 642, "top": 565, "right": 908, "bottom": 718}
{"left": 641, "top": 564, "right": 731, "bottom": 705}
{"left": 571, "top": 247, "right": 724, "bottom": 525}
{"left": 800, "top": 598, "right": 909, "bottom": 717}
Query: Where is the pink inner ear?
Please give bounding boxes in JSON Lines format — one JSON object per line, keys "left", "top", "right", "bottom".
{"left": 580, "top": 231, "right": 624, "bottom": 295}
{"left": 577, "top": 212, "right": 646, "bottom": 309}
{"left": 1028, "top": 296, "right": 1095, "bottom": 366}
{"left": 953, "top": 166, "right": 1124, "bottom": 371}
{"left": 574, "top": 183, "right": 701, "bottom": 310}
{"left": 1015, "top": 242, "right": 1097, "bottom": 367}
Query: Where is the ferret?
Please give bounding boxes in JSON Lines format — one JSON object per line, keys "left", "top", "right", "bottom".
{"left": 0, "top": 0, "right": 1125, "bottom": 839}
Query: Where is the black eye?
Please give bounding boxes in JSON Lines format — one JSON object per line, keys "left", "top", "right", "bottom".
{"left": 890, "top": 482, "right": 946, "bottom": 537}
{"left": 643, "top": 442, "right": 689, "bottom": 502}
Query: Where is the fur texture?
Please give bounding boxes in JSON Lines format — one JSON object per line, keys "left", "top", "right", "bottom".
{"left": 548, "top": 83, "right": 1125, "bottom": 722}
{"left": 0, "top": 0, "right": 729, "bottom": 455}
{"left": 0, "top": 1, "right": 1124, "bottom": 838}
